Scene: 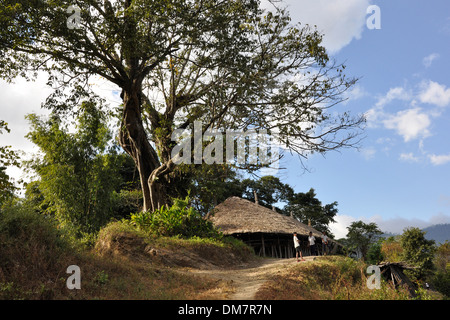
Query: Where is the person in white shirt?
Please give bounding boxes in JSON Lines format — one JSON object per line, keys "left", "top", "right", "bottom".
{"left": 293, "top": 232, "right": 305, "bottom": 262}
{"left": 308, "top": 232, "right": 317, "bottom": 256}
{"left": 321, "top": 231, "right": 329, "bottom": 256}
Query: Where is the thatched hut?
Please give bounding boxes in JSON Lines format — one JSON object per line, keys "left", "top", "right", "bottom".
{"left": 209, "top": 196, "right": 341, "bottom": 258}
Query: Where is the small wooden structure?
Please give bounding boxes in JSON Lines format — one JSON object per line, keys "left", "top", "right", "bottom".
{"left": 208, "top": 197, "right": 342, "bottom": 258}
{"left": 378, "top": 262, "right": 417, "bottom": 296}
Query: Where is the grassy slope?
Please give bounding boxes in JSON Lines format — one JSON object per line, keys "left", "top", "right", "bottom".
{"left": 255, "top": 256, "right": 413, "bottom": 300}
{"left": 0, "top": 208, "right": 252, "bottom": 300}
{"left": 0, "top": 208, "right": 441, "bottom": 300}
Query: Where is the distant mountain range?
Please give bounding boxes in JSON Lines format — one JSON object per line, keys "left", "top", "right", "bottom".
{"left": 422, "top": 223, "right": 450, "bottom": 244}
{"left": 378, "top": 223, "right": 449, "bottom": 244}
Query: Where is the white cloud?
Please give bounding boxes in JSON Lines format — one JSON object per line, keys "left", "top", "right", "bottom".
{"left": 365, "top": 87, "right": 412, "bottom": 128}
{"left": 330, "top": 213, "right": 450, "bottom": 238}
{"left": 367, "top": 80, "right": 450, "bottom": 133}
{"left": 0, "top": 74, "right": 52, "bottom": 153}
{"left": 429, "top": 212, "right": 450, "bottom": 225}
{"left": 282, "top": 0, "right": 372, "bottom": 53}
{"left": 361, "top": 146, "right": 376, "bottom": 160}
{"left": 366, "top": 80, "right": 450, "bottom": 153}
{"left": 0, "top": 73, "right": 121, "bottom": 185}
{"left": 419, "top": 80, "right": 450, "bottom": 108}
{"left": 0, "top": 74, "right": 54, "bottom": 185}
{"left": 422, "top": 53, "right": 440, "bottom": 68}
{"left": 329, "top": 214, "right": 357, "bottom": 239}
{"left": 0, "top": 74, "right": 121, "bottom": 151}
{"left": 375, "top": 87, "right": 412, "bottom": 108}
{"left": 364, "top": 107, "right": 383, "bottom": 128}
{"left": 399, "top": 152, "right": 420, "bottom": 163}
{"left": 383, "top": 108, "right": 431, "bottom": 142}
{"left": 369, "top": 215, "right": 434, "bottom": 234}
{"left": 429, "top": 154, "right": 450, "bottom": 166}
{"left": 342, "top": 84, "right": 368, "bottom": 104}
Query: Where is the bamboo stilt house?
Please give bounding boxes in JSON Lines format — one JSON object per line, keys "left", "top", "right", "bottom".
{"left": 208, "top": 197, "right": 342, "bottom": 258}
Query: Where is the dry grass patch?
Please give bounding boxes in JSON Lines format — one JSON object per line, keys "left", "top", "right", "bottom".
{"left": 0, "top": 209, "right": 239, "bottom": 300}
{"left": 255, "top": 256, "right": 411, "bottom": 300}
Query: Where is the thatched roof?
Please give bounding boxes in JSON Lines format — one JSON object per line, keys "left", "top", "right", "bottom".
{"left": 209, "top": 196, "right": 324, "bottom": 238}
{"left": 377, "top": 261, "right": 417, "bottom": 271}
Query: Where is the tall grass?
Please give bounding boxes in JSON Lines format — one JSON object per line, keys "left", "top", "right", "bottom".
{"left": 0, "top": 204, "right": 76, "bottom": 299}
{"left": 256, "top": 256, "right": 412, "bottom": 300}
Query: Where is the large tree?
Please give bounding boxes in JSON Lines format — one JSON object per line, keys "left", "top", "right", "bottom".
{"left": 241, "top": 175, "right": 294, "bottom": 210}
{"left": 0, "top": 0, "right": 365, "bottom": 212}
{"left": 400, "top": 227, "right": 436, "bottom": 279}
{"left": 346, "top": 220, "right": 382, "bottom": 260}
{"left": 285, "top": 188, "right": 337, "bottom": 235}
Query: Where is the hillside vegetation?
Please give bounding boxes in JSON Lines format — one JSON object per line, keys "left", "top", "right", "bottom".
{"left": 256, "top": 256, "right": 412, "bottom": 300}
{"left": 0, "top": 204, "right": 443, "bottom": 300}
{"left": 0, "top": 204, "right": 252, "bottom": 300}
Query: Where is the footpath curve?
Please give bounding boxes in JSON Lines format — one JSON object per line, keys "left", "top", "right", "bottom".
{"left": 183, "top": 256, "right": 317, "bottom": 300}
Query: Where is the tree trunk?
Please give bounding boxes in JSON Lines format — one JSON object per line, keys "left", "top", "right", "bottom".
{"left": 149, "top": 170, "right": 169, "bottom": 212}
{"left": 118, "top": 87, "right": 168, "bottom": 212}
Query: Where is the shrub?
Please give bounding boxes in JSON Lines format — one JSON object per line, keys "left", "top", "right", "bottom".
{"left": 112, "top": 189, "right": 143, "bottom": 219}
{"left": 431, "top": 269, "right": 450, "bottom": 298}
{"left": 400, "top": 227, "right": 436, "bottom": 280}
{"left": 381, "top": 236, "right": 403, "bottom": 262}
{"left": 366, "top": 240, "right": 384, "bottom": 265}
{"left": 256, "top": 256, "right": 411, "bottom": 300}
{"left": 0, "top": 204, "right": 75, "bottom": 299}
{"left": 130, "top": 196, "right": 221, "bottom": 238}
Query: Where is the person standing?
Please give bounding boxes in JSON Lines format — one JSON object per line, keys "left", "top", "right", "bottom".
{"left": 308, "top": 232, "right": 317, "bottom": 256}
{"left": 293, "top": 232, "right": 305, "bottom": 262}
{"left": 321, "top": 231, "right": 329, "bottom": 256}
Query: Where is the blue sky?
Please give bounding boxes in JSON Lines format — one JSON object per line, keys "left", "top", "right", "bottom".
{"left": 1, "top": 1, "right": 449, "bottom": 238}
{"left": 275, "top": 0, "right": 450, "bottom": 237}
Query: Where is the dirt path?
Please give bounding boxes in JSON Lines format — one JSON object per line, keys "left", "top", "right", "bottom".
{"left": 184, "top": 256, "right": 316, "bottom": 300}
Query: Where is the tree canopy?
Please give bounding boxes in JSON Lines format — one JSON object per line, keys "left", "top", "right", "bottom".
{"left": 0, "top": 0, "right": 365, "bottom": 212}
{"left": 241, "top": 175, "right": 294, "bottom": 209}
{"left": 400, "top": 227, "right": 436, "bottom": 278}
{"left": 345, "top": 220, "right": 382, "bottom": 260}
{"left": 0, "top": 120, "right": 20, "bottom": 205}
{"left": 285, "top": 188, "right": 337, "bottom": 235}
{"left": 24, "top": 102, "right": 124, "bottom": 235}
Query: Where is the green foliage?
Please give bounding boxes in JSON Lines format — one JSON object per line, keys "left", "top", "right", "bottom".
{"left": 257, "top": 256, "right": 411, "bottom": 300}
{"left": 434, "top": 241, "right": 450, "bottom": 272}
{"left": 0, "top": 203, "right": 67, "bottom": 250}
{"left": 242, "top": 175, "right": 294, "bottom": 209}
{"left": 175, "top": 164, "right": 244, "bottom": 215}
{"left": 130, "top": 196, "right": 220, "bottom": 239}
{"left": 381, "top": 236, "right": 403, "bottom": 262}
{"left": 431, "top": 269, "right": 450, "bottom": 298}
{"left": 400, "top": 227, "right": 436, "bottom": 279}
{"left": 24, "top": 102, "right": 124, "bottom": 236}
{"left": 431, "top": 242, "right": 450, "bottom": 298}
{"left": 0, "top": 120, "right": 19, "bottom": 205}
{"left": 346, "top": 221, "right": 382, "bottom": 260}
{"left": 366, "top": 239, "right": 384, "bottom": 265}
{"left": 0, "top": 203, "right": 76, "bottom": 299}
{"left": 284, "top": 188, "right": 338, "bottom": 236}
{"left": 112, "top": 189, "right": 143, "bottom": 219}
{"left": 94, "top": 270, "right": 109, "bottom": 286}
{"left": 413, "top": 286, "right": 434, "bottom": 300}
{"left": 0, "top": 0, "right": 364, "bottom": 212}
